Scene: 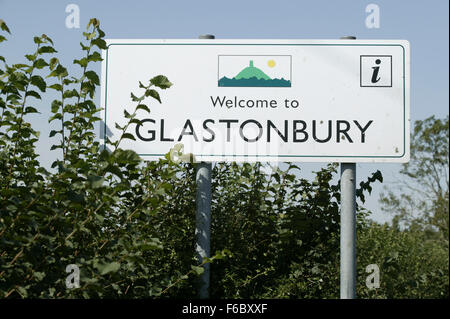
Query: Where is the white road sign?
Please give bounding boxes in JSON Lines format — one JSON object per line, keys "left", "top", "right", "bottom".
{"left": 101, "top": 39, "right": 410, "bottom": 162}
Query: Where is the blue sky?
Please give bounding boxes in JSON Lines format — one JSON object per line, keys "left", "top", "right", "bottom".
{"left": 1, "top": 0, "right": 448, "bottom": 223}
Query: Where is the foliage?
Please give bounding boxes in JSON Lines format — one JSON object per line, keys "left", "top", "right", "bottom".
{"left": 375, "top": 115, "right": 449, "bottom": 298}
{"left": 380, "top": 116, "right": 449, "bottom": 235}
{"left": 357, "top": 221, "right": 448, "bottom": 298}
{"left": 0, "top": 18, "right": 448, "bottom": 299}
{"left": 0, "top": 18, "right": 195, "bottom": 298}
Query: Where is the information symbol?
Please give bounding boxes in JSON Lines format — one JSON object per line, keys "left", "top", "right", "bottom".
{"left": 371, "top": 59, "right": 382, "bottom": 83}
{"left": 360, "top": 55, "right": 392, "bottom": 87}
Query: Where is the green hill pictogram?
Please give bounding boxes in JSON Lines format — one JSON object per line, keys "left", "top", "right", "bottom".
{"left": 219, "top": 60, "right": 291, "bottom": 87}
{"left": 234, "top": 60, "right": 271, "bottom": 80}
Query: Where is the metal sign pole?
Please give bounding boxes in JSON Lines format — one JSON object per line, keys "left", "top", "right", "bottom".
{"left": 340, "top": 162, "right": 357, "bottom": 299}
{"left": 340, "top": 36, "right": 357, "bottom": 299}
{"left": 195, "top": 34, "right": 214, "bottom": 299}
{"left": 195, "top": 161, "right": 212, "bottom": 299}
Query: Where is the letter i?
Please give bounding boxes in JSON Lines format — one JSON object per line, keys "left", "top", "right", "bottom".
{"left": 371, "top": 59, "right": 381, "bottom": 83}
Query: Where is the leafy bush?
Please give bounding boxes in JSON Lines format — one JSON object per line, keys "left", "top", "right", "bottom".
{"left": 0, "top": 18, "right": 195, "bottom": 298}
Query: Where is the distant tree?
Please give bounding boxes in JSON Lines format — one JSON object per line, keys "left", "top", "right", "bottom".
{"left": 380, "top": 115, "right": 449, "bottom": 240}
{"left": 367, "top": 116, "right": 449, "bottom": 299}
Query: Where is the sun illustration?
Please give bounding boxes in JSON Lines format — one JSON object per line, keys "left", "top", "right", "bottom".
{"left": 267, "top": 59, "right": 276, "bottom": 68}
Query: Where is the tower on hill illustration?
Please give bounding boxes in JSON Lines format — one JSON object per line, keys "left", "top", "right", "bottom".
{"left": 218, "top": 59, "right": 291, "bottom": 87}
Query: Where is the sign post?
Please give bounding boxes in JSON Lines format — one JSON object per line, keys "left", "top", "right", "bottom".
{"left": 195, "top": 34, "right": 214, "bottom": 300}
{"left": 340, "top": 162, "right": 356, "bottom": 298}
{"left": 195, "top": 161, "right": 212, "bottom": 298}
{"left": 339, "top": 36, "right": 357, "bottom": 299}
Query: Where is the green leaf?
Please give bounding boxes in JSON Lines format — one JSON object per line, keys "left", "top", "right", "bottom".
{"left": 50, "top": 144, "right": 61, "bottom": 151}
{"left": 88, "top": 175, "right": 104, "bottom": 188}
{"left": 138, "top": 81, "right": 147, "bottom": 89}
{"left": 87, "top": 51, "right": 102, "bottom": 62}
{"left": 47, "top": 64, "right": 68, "bottom": 79}
{"left": 130, "top": 92, "right": 143, "bottom": 102}
{"left": 25, "top": 54, "right": 36, "bottom": 62}
{"left": 33, "top": 58, "right": 48, "bottom": 69}
{"left": 145, "top": 89, "right": 161, "bottom": 103}
{"left": 136, "top": 104, "right": 151, "bottom": 113}
{"left": 85, "top": 70, "right": 100, "bottom": 85}
{"left": 67, "top": 190, "right": 84, "bottom": 203}
{"left": 38, "top": 46, "right": 57, "bottom": 54}
{"left": 33, "top": 272, "right": 46, "bottom": 281}
{"left": 48, "top": 84, "right": 62, "bottom": 92}
{"left": 31, "top": 75, "right": 46, "bottom": 92}
{"left": 139, "top": 238, "right": 163, "bottom": 250}
{"left": 83, "top": 31, "right": 97, "bottom": 40}
{"left": 34, "top": 36, "right": 43, "bottom": 45}
{"left": 25, "top": 90, "right": 41, "bottom": 100}
{"left": 95, "top": 214, "right": 104, "bottom": 223}
{"left": 25, "top": 106, "right": 39, "bottom": 114}
{"left": 129, "top": 118, "right": 142, "bottom": 125}
{"left": 97, "top": 262, "right": 120, "bottom": 275}
{"left": 79, "top": 42, "right": 90, "bottom": 51}
{"left": 191, "top": 265, "right": 204, "bottom": 276}
{"left": 122, "top": 133, "right": 136, "bottom": 141}
{"left": 49, "top": 130, "right": 60, "bottom": 137}
{"left": 48, "top": 113, "right": 62, "bottom": 123}
{"left": 0, "top": 19, "right": 11, "bottom": 34}
{"left": 51, "top": 100, "right": 61, "bottom": 113}
{"left": 41, "top": 34, "right": 53, "bottom": 45}
{"left": 16, "top": 286, "right": 28, "bottom": 298}
{"left": 87, "top": 18, "right": 100, "bottom": 29}
{"left": 49, "top": 57, "right": 59, "bottom": 70}
{"left": 150, "top": 75, "right": 172, "bottom": 89}
{"left": 123, "top": 110, "right": 132, "bottom": 118}
{"left": 373, "top": 170, "right": 383, "bottom": 183}
{"left": 63, "top": 78, "right": 74, "bottom": 85}
{"left": 63, "top": 89, "right": 79, "bottom": 99}
{"left": 13, "top": 63, "right": 29, "bottom": 69}
{"left": 91, "top": 38, "right": 107, "bottom": 50}
{"left": 73, "top": 58, "right": 88, "bottom": 68}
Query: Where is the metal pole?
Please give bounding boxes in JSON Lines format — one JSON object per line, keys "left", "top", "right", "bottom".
{"left": 340, "top": 163, "right": 356, "bottom": 298}
{"left": 195, "top": 34, "right": 214, "bottom": 299}
{"left": 195, "top": 162, "right": 212, "bottom": 299}
{"left": 340, "top": 35, "right": 357, "bottom": 299}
